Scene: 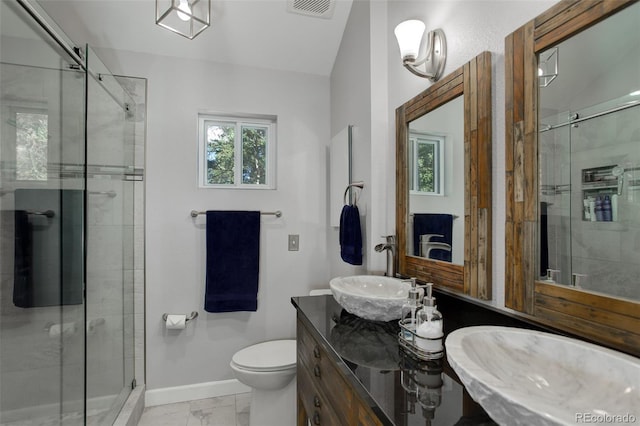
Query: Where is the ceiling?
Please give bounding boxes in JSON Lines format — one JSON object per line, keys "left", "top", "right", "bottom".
{"left": 36, "top": 0, "right": 353, "bottom": 76}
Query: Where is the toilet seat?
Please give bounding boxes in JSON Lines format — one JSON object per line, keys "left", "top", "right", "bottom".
{"left": 231, "top": 339, "right": 296, "bottom": 372}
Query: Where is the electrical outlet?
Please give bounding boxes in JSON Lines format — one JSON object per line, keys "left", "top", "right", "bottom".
{"left": 288, "top": 234, "right": 299, "bottom": 251}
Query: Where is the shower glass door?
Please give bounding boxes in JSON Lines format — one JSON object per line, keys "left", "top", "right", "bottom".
{"left": 1, "top": 1, "right": 86, "bottom": 424}
{"left": 1, "top": 2, "right": 137, "bottom": 425}
{"left": 567, "top": 98, "right": 640, "bottom": 300}
{"left": 84, "top": 46, "right": 135, "bottom": 425}
{"left": 537, "top": 2, "right": 640, "bottom": 301}
{"left": 539, "top": 95, "right": 640, "bottom": 300}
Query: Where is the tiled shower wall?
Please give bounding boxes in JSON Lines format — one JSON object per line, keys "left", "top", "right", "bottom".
{"left": 539, "top": 105, "right": 640, "bottom": 301}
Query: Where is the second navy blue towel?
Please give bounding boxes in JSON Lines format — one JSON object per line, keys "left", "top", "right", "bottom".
{"left": 339, "top": 204, "right": 362, "bottom": 265}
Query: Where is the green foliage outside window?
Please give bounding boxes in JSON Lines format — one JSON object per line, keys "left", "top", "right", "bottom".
{"left": 206, "top": 123, "right": 235, "bottom": 185}
{"left": 416, "top": 142, "right": 435, "bottom": 192}
{"left": 205, "top": 120, "right": 270, "bottom": 186}
{"left": 241, "top": 126, "right": 267, "bottom": 184}
{"left": 410, "top": 133, "right": 442, "bottom": 195}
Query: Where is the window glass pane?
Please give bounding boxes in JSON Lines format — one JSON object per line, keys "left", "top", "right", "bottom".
{"left": 241, "top": 125, "right": 267, "bottom": 185}
{"left": 16, "top": 112, "right": 48, "bottom": 181}
{"left": 206, "top": 122, "right": 235, "bottom": 184}
{"left": 416, "top": 141, "right": 435, "bottom": 192}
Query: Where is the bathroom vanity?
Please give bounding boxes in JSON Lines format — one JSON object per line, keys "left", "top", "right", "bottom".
{"left": 292, "top": 294, "right": 517, "bottom": 425}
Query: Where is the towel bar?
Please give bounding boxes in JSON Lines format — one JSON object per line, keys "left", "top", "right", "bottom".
{"left": 190, "top": 210, "right": 282, "bottom": 218}
{"left": 26, "top": 209, "right": 55, "bottom": 218}
{"left": 410, "top": 213, "right": 459, "bottom": 219}
{"left": 162, "top": 311, "right": 198, "bottom": 322}
{"left": 89, "top": 190, "right": 117, "bottom": 197}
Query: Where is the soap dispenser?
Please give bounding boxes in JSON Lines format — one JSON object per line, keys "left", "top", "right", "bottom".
{"left": 401, "top": 278, "right": 422, "bottom": 341}
{"left": 415, "top": 283, "right": 444, "bottom": 357}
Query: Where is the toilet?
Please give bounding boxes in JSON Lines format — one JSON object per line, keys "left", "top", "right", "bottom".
{"left": 230, "top": 339, "right": 297, "bottom": 426}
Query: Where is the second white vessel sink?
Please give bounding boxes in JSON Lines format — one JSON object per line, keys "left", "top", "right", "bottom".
{"left": 445, "top": 326, "right": 640, "bottom": 426}
{"left": 329, "top": 275, "right": 409, "bottom": 322}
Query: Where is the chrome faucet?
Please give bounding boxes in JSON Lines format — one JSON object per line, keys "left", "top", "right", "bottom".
{"left": 422, "top": 242, "right": 452, "bottom": 259}
{"left": 374, "top": 235, "right": 397, "bottom": 277}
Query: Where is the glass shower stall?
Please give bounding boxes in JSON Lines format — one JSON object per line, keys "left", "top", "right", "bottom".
{"left": 0, "top": 1, "right": 143, "bottom": 424}
{"left": 536, "top": 1, "right": 640, "bottom": 302}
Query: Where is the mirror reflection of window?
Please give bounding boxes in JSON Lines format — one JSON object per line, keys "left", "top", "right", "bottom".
{"left": 15, "top": 110, "right": 48, "bottom": 181}
{"left": 409, "top": 132, "right": 443, "bottom": 195}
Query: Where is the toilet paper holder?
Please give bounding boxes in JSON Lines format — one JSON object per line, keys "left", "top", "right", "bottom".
{"left": 162, "top": 311, "right": 198, "bottom": 322}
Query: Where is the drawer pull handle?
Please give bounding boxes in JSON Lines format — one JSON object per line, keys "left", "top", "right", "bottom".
{"left": 313, "top": 365, "right": 321, "bottom": 378}
{"left": 313, "top": 395, "right": 321, "bottom": 407}
{"left": 313, "top": 345, "right": 321, "bottom": 358}
{"left": 313, "top": 411, "right": 321, "bottom": 425}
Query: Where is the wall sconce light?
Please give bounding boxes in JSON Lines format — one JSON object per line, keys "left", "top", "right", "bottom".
{"left": 156, "top": 0, "right": 210, "bottom": 39}
{"left": 394, "top": 20, "right": 447, "bottom": 82}
{"left": 538, "top": 47, "right": 558, "bottom": 87}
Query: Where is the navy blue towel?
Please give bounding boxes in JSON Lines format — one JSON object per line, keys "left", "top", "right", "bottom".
{"left": 413, "top": 213, "right": 453, "bottom": 262}
{"left": 205, "top": 211, "right": 260, "bottom": 313}
{"left": 13, "top": 210, "right": 33, "bottom": 308}
{"left": 13, "top": 189, "right": 83, "bottom": 308}
{"left": 540, "top": 202, "right": 549, "bottom": 276}
{"left": 339, "top": 205, "right": 362, "bottom": 265}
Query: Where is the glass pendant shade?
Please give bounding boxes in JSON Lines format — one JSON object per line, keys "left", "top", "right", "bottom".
{"left": 156, "top": 0, "right": 210, "bottom": 40}
{"left": 395, "top": 20, "right": 426, "bottom": 60}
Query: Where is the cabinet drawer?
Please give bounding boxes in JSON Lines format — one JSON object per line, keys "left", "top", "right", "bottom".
{"left": 297, "top": 320, "right": 353, "bottom": 422}
{"left": 297, "top": 363, "right": 343, "bottom": 426}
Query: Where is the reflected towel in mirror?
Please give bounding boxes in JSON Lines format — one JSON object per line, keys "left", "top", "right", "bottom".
{"left": 413, "top": 213, "right": 453, "bottom": 262}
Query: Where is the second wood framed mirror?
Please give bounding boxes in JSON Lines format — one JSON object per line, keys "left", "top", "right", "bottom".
{"left": 505, "top": 0, "right": 639, "bottom": 356}
{"left": 396, "top": 51, "right": 492, "bottom": 299}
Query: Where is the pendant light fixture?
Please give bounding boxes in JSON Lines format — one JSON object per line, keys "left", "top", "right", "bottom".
{"left": 156, "top": 0, "right": 210, "bottom": 40}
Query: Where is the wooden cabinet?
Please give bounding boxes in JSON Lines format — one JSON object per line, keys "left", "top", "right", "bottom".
{"left": 297, "top": 316, "right": 385, "bottom": 426}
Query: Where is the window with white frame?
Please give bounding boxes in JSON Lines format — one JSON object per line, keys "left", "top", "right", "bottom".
{"left": 13, "top": 108, "right": 49, "bottom": 181}
{"left": 409, "top": 131, "right": 444, "bottom": 195}
{"left": 198, "top": 114, "right": 276, "bottom": 188}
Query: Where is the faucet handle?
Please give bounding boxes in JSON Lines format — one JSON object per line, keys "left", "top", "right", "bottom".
{"left": 571, "top": 273, "right": 587, "bottom": 288}
{"left": 419, "top": 234, "right": 444, "bottom": 243}
{"left": 381, "top": 235, "right": 396, "bottom": 243}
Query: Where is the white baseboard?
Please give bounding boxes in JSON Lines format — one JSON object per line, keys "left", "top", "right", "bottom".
{"left": 145, "top": 379, "right": 251, "bottom": 407}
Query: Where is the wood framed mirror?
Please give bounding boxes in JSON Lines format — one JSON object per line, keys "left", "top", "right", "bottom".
{"left": 396, "top": 51, "right": 492, "bottom": 299}
{"left": 505, "top": 0, "right": 640, "bottom": 356}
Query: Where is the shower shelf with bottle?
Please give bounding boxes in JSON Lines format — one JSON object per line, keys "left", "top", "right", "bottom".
{"left": 580, "top": 164, "right": 640, "bottom": 222}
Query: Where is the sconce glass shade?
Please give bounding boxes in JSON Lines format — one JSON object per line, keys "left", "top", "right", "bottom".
{"left": 156, "top": 0, "right": 210, "bottom": 40}
{"left": 394, "top": 20, "right": 426, "bottom": 61}
{"left": 394, "top": 20, "right": 447, "bottom": 82}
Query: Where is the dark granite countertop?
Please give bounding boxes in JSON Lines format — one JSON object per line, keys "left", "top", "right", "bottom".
{"left": 292, "top": 294, "right": 499, "bottom": 426}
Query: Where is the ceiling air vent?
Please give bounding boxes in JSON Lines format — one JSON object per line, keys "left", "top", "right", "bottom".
{"left": 287, "top": 0, "right": 335, "bottom": 19}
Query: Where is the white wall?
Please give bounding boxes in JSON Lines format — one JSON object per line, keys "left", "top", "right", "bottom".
{"left": 329, "top": 0, "right": 390, "bottom": 277}
{"left": 332, "top": 0, "right": 556, "bottom": 302}
{"left": 78, "top": 0, "right": 559, "bottom": 394}
{"left": 329, "top": 0, "right": 372, "bottom": 277}
{"left": 95, "top": 48, "right": 331, "bottom": 390}
{"left": 384, "top": 0, "right": 556, "bottom": 305}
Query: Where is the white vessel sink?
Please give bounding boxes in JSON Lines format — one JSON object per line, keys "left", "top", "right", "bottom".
{"left": 445, "top": 326, "right": 640, "bottom": 426}
{"left": 329, "top": 275, "right": 410, "bottom": 322}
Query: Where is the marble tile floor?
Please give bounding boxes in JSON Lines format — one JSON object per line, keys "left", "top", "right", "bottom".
{"left": 137, "top": 394, "right": 250, "bottom": 426}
